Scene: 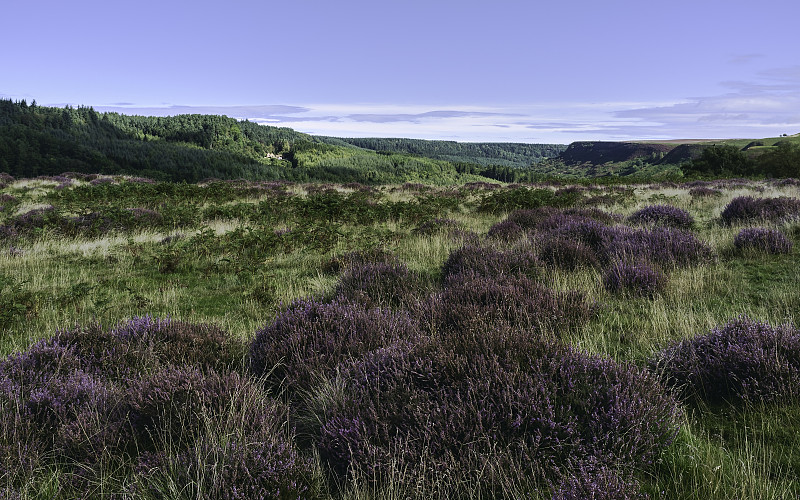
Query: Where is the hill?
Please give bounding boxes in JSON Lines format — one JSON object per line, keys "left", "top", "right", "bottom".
{"left": 0, "top": 100, "right": 566, "bottom": 185}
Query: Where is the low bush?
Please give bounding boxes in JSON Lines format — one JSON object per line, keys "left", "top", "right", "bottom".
{"left": 627, "top": 205, "right": 694, "bottom": 230}
{"left": 689, "top": 187, "right": 722, "bottom": 198}
{"left": 249, "top": 299, "right": 419, "bottom": 395}
{"left": 334, "top": 261, "right": 426, "bottom": 309}
{"left": 318, "top": 331, "right": 680, "bottom": 491}
{"left": 604, "top": 226, "right": 715, "bottom": 268}
{"left": 603, "top": 261, "right": 667, "bottom": 298}
{"left": 649, "top": 316, "right": 800, "bottom": 404}
{"left": 441, "top": 245, "right": 540, "bottom": 281}
{"left": 550, "top": 460, "right": 648, "bottom": 500}
{"left": 432, "top": 273, "right": 595, "bottom": 335}
{"left": 733, "top": 227, "right": 793, "bottom": 255}
{"left": 538, "top": 237, "right": 601, "bottom": 270}
{"left": 720, "top": 196, "right": 800, "bottom": 224}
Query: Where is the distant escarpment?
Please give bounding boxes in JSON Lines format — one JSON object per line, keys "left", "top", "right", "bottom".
{"left": 559, "top": 141, "right": 676, "bottom": 165}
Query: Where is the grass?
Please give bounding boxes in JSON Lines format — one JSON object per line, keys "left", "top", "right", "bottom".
{"left": 1, "top": 176, "right": 799, "bottom": 498}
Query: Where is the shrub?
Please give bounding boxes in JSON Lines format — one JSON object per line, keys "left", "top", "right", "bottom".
{"left": 127, "top": 366, "right": 237, "bottom": 450}
{"left": 441, "top": 245, "right": 540, "bottom": 282}
{"left": 550, "top": 460, "right": 648, "bottom": 500}
{"left": 249, "top": 299, "right": 419, "bottom": 395}
{"left": 413, "top": 218, "right": 463, "bottom": 236}
{"left": 320, "top": 248, "right": 398, "bottom": 275}
{"left": 318, "top": 332, "right": 680, "bottom": 490}
{"left": 478, "top": 187, "right": 578, "bottom": 213}
{"left": 733, "top": 227, "right": 793, "bottom": 255}
{"left": 133, "top": 375, "right": 315, "bottom": 499}
{"left": 110, "top": 316, "right": 240, "bottom": 372}
{"left": 649, "top": 316, "right": 800, "bottom": 404}
{"left": 627, "top": 205, "right": 694, "bottom": 230}
{"left": 689, "top": 187, "right": 722, "bottom": 198}
{"left": 538, "top": 237, "right": 600, "bottom": 270}
{"left": 720, "top": 196, "right": 800, "bottom": 224}
{"left": 603, "top": 261, "right": 667, "bottom": 298}
{"left": 486, "top": 220, "right": 526, "bottom": 241}
{"left": 334, "top": 262, "right": 426, "bottom": 309}
{"left": 605, "top": 226, "right": 715, "bottom": 268}
{"left": 433, "top": 273, "right": 595, "bottom": 335}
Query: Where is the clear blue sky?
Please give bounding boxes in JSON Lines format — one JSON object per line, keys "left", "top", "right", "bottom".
{"left": 3, "top": 0, "right": 799, "bottom": 143}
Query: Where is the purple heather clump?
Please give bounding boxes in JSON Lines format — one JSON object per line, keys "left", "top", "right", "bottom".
{"left": 605, "top": 226, "right": 714, "bottom": 268}
{"left": 249, "top": 298, "right": 419, "bottom": 395}
{"left": 627, "top": 204, "right": 694, "bottom": 230}
{"left": 689, "top": 187, "right": 722, "bottom": 198}
{"left": 89, "top": 177, "right": 115, "bottom": 186}
{"left": 603, "top": 261, "right": 667, "bottom": 298}
{"left": 720, "top": 196, "right": 800, "bottom": 224}
{"left": 434, "top": 273, "right": 595, "bottom": 335}
{"left": 538, "top": 236, "right": 601, "bottom": 270}
{"left": 0, "top": 194, "right": 17, "bottom": 204}
{"left": 774, "top": 178, "right": 800, "bottom": 187}
{"left": 550, "top": 460, "right": 648, "bottom": 500}
{"left": 133, "top": 377, "right": 313, "bottom": 499}
{"left": 321, "top": 248, "right": 398, "bottom": 275}
{"left": 650, "top": 316, "right": 800, "bottom": 404}
{"left": 111, "top": 316, "right": 237, "bottom": 371}
{"left": 441, "top": 245, "right": 540, "bottom": 281}
{"left": 486, "top": 219, "right": 526, "bottom": 241}
{"left": 463, "top": 181, "right": 502, "bottom": 190}
{"left": 318, "top": 332, "right": 680, "bottom": 488}
{"left": 733, "top": 227, "right": 793, "bottom": 255}
{"left": 413, "top": 218, "right": 463, "bottom": 236}
{"left": 334, "top": 261, "right": 425, "bottom": 309}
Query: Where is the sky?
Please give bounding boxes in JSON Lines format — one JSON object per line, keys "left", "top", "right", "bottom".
{"left": 3, "top": 0, "right": 800, "bottom": 144}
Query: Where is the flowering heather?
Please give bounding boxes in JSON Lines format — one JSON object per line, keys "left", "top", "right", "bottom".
{"left": 486, "top": 220, "right": 526, "bottom": 241}
{"left": 604, "top": 226, "right": 715, "bottom": 268}
{"left": 433, "top": 273, "right": 595, "bottom": 335}
{"left": 774, "top": 178, "right": 800, "bottom": 187}
{"left": 626, "top": 204, "right": 694, "bottom": 230}
{"left": 550, "top": 461, "right": 648, "bottom": 500}
{"left": 689, "top": 187, "right": 722, "bottom": 198}
{"left": 334, "top": 262, "right": 426, "bottom": 309}
{"left": 318, "top": 332, "right": 680, "bottom": 487}
{"left": 249, "top": 298, "right": 419, "bottom": 395}
{"left": 603, "top": 261, "right": 667, "bottom": 298}
{"left": 440, "top": 245, "right": 540, "bottom": 281}
{"left": 413, "top": 218, "right": 463, "bottom": 236}
{"left": 89, "top": 177, "right": 116, "bottom": 186}
{"left": 321, "top": 248, "right": 398, "bottom": 275}
{"left": 538, "top": 236, "right": 601, "bottom": 270}
{"left": 110, "top": 315, "right": 239, "bottom": 371}
{"left": 463, "top": 181, "right": 502, "bottom": 190}
{"left": 650, "top": 316, "right": 800, "bottom": 404}
{"left": 720, "top": 196, "right": 800, "bottom": 224}
{"left": 733, "top": 227, "right": 793, "bottom": 255}
{"left": 134, "top": 377, "right": 314, "bottom": 500}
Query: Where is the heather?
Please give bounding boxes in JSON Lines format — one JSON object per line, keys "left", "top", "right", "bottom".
{"left": 603, "top": 261, "right": 667, "bottom": 298}
{"left": 2, "top": 175, "right": 800, "bottom": 498}
{"left": 720, "top": 196, "right": 800, "bottom": 224}
{"left": 626, "top": 204, "right": 694, "bottom": 230}
{"left": 733, "top": 227, "right": 793, "bottom": 255}
{"left": 248, "top": 298, "right": 419, "bottom": 395}
{"left": 650, "top": 316, "right": 800, "bottom": 405}
{"left": 317, "top": 330, "right": 680, "bottom": 493}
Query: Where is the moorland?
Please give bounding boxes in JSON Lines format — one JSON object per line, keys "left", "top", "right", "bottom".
{"left": 1, "top": 99, "right": 799, "bottom": 499}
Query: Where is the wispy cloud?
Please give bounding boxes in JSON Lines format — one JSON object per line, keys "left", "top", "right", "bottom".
{"left": 728, "top": 53, "right": 764, "bottom": 65}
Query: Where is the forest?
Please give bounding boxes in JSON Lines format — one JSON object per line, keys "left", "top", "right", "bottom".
{"left": 0, "top": 100, "right": 566, "bottom": 185}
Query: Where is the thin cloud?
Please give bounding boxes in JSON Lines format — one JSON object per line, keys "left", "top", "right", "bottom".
{"left": 728, "top": 53, "right": 764, "bottom": 65}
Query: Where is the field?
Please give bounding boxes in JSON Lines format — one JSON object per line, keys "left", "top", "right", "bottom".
{"left": 1, "top": 172, "right": 799, "bottom": 499}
